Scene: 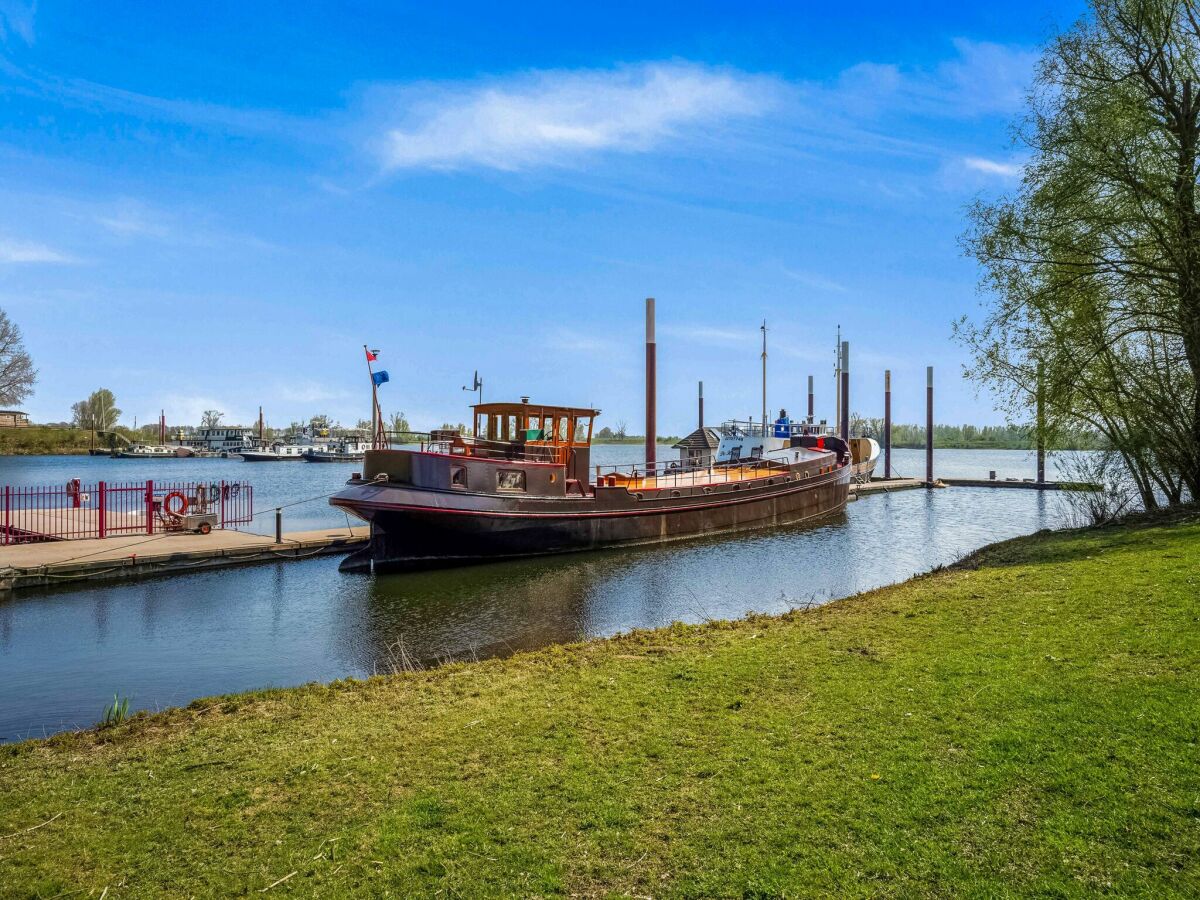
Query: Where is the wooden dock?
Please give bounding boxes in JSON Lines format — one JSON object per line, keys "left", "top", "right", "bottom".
{"left": 0, "top": 526, "right": 369, "bottom": 593}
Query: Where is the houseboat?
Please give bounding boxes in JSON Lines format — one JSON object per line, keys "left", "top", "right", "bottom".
{"left": 331, "top": 400, "right": 851, "bottom": 572}
{"left": 303, "top": 435, "right": 371, "bottom": 462}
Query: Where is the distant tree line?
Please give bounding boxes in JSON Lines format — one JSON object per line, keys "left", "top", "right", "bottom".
{"left": 850, "top": 415, "right": 1106, "bottom": 450}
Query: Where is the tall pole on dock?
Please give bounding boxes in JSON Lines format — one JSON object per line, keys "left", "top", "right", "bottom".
{"left": 926, "top": 366, "right": 934, "bottom": 485}
{"left": 834, "top": 325, "right": 841, "bottom": 432}
{"left": 645, "top": 298, "right": 656, "bottom": 468}
{"left": 1036, "top": 362, "right": 1046, "bottom": 484}
{"left": 839, "top": 341, "right": 850, "bottom": 441}
{"left": 760, "top": 320, "right": 768, "bottom": 435}
{"left": 159, "top": 410, "right": 165, "bottom": 444}
{"left": 258, "top": 406, "right": 264, "bottom": 445}
{"left": 698, "top": 381, "right": 704, "bottom": 431}
{"left": 884, "top": 370, "right": 892, "bottom": 479}
{"left": 807, "top": 374, "right": 814, "bottom": 424}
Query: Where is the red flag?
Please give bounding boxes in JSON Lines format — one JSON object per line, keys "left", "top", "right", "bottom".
{"left": 365, "top": 349, "right": 378, "bottom": 362}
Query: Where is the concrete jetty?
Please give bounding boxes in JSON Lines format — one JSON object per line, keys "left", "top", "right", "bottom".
{"left": 0, "top": 526, "right": 368, "bottom": 593}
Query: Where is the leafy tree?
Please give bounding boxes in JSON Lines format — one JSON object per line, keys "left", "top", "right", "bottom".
{"left": 201, "top": 410, "right": 223, "bottom": 428}
{"left": 959, "top": 0, "right": 1200, "bottom": 504}
{"left": 73, "top": 389, "right": 120, "bottom": 430}
{"left": 0, "top": 309, "right": 35, "bottom": 408}
{"left": 388, "top": 411, "right": 411, "bottom": 434}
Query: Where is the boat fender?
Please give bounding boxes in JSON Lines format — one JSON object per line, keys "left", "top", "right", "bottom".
{"left": 163, "top": 491, "right": 189, "bottom": 517}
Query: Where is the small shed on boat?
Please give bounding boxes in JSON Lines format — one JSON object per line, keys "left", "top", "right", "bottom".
{"left": 673, "top": 427, "right": 721, "bottom": 467}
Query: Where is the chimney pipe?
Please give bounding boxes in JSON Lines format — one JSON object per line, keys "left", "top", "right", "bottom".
{"left": 839, "top": 341, "right": 850, "bottom": 441}
{"left": 645, "top": 298, "right": 656, "bottom": 468}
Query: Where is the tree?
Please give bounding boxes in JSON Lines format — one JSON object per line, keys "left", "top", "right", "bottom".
{"left": 614, "top": 420, "right": 628, "bottom": 440}
{"left": 0, "top": 309, "right": 35, "bottom": 407}
{"left": 72, "top": 389, "right": 120, "bottom": 430}
{"left": 201, "top": 410, "right": 223, "bottom": 428}
{"left": 388, "top": 411, "right": 411, "bottom": 434}
{"left": 959, "top": 0, "right": 1200, "bottom": 504}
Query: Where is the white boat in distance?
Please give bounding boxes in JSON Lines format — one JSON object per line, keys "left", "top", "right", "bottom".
{"left": 114, "top": 444, "right": 181, "bottom": 459}
{"left": 302, "top": 436, "right": 371, "bottom": 462}
{"left": 238, "top": 427, "right": 331, "bottom": 462}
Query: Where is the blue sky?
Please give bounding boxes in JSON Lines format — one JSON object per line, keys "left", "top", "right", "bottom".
{"left": 0, "top": 0, "right": 1084, "bottom": 434}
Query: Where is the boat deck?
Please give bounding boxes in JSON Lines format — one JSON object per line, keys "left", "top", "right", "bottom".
{"left": 604, "top": 463, "right": 798, "bottom": 492}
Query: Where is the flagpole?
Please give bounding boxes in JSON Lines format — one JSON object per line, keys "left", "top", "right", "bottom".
{"left": 364, "top": 344, "right": 381, "bottom": 450}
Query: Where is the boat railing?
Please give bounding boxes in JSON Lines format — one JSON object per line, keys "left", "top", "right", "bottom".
{"left": 720, "top": 419, "right": 836, "bottom": 439}
{"left": 593, "top": 455, "right": 792, "bottom": 488}
{"left": 381, "top": 431, "right": 570, "bottom": 464}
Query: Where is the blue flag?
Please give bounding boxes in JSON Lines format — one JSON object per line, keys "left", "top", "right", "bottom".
{"left": 372, "top": 370, "right": 390, "bottom": 387}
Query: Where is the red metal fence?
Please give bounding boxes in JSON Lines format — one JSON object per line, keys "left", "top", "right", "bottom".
{"left": 0, "top": 480, "right": 254, "bottom": 544}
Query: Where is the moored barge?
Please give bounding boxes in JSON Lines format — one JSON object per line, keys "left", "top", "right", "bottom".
{"left": 331, "top": 400, "right": 852, "bottom": 572}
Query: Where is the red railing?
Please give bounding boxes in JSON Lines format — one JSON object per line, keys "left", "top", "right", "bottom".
{"left": 0, "top": 480, "right": 254, "bottom": 544}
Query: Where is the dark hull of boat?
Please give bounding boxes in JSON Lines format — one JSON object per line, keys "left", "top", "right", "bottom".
{"left": 303, "top": 454, "right": 365, "bottom": 463}
{"left": 333, "top": 467, "right": 850, "bottom": 573}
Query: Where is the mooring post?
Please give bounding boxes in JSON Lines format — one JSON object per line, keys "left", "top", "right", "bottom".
{"left": 98, "top": 481, "right": 107, "bottom": 539}
{"left": 645, "top": 297, "right": 656, "bottom": 469}
{"left": 839, "top": 342, "right": 850, "bottom": 441}
{"left": 146, "top": 479, "right": 154, "bottom": 535}
{"left": 1036, "top": 362, "right": 1046, "bottom": 484}
{"left": 275, "top": 508, "right": 282, "bottom": 544}
{"left": 807, "top": 374, "right": 814, "bottom": 424}
{"left": 925, "top": 366, "right": 934, "bottom": 485}
{"left": 884, "top": 370, "right": 892, "bottom": 479}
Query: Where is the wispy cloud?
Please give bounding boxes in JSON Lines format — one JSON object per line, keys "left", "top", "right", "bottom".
{"left": 782, "top": 267, "right": 848, "bottom": 294}
{"left": 373, "top": 62, "right": 776, "bottom": 172}
{"left": 962, "top": 156, "right": 1023, "bottom": 178}
{"left": 663, "top": 324, "right": 757, "bottom": 347}
{"left": 0, "top": 0, "right": 35, "bottom": 45}
{"left": 831, "top": 39, "right": 1036, "bottom": 120}
{"left": 94, "top": 200, "right": 171, "bottom": 238}
{"left": 0, "top": 237, "right": 75, "bottom": 264}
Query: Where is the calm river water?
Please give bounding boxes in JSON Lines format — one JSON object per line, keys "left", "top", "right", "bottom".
{"left": 0, "top": 448, "right": 1078, "bottom": 741}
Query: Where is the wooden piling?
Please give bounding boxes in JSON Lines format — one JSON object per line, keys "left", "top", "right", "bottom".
{"left": 884, "top": 369, "right": 892, "bottom": 479}
{"left": 925, "top": 366, "right": 934, "bottom": 484}
{"left": 645, "top": 298, "right": 656, "bottom": 467}
{"left": 839, "top": 342, "right": 850, "bottom": 441}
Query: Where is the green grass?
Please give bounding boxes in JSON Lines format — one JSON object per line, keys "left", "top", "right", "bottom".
{"left": 2, "top": 515, "right": 1199, "bottom": 897}
{"left": 0, "top": 426, "right": 94, "bottom": 455}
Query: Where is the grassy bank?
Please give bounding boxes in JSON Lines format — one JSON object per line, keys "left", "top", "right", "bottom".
{"left": 2, "top": 517, "right": 1198, "bottom": 897}
{"left": 0, "top": 426, "right": 94, "bottom": 455}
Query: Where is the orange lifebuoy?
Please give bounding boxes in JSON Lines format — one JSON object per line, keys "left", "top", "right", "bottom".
{"left": 163, "top": 491, "right": 189, "bottom": 517}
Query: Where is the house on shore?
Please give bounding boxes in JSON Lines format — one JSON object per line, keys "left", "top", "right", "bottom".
{"left": 0, "top": 410, "right": 30, "bottom": 428}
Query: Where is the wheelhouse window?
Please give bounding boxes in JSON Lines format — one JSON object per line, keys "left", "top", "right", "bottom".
{"left": 450, "top": 465, "right": 468, "bottom": 489}
{"left": 497, "top": 469, "right": 526, "bottom": 492}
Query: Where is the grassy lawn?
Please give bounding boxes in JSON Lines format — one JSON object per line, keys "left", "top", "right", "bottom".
{"left": 1, "top": 515, "right": 1198, "bottom": 897}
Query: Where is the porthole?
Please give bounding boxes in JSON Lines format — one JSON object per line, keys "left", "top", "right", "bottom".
{"left": 671, "top": 490, "right": 680, "bottom": 498}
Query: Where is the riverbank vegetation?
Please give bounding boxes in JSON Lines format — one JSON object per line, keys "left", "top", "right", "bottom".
{"left": 1, "top": 511, "right": 1196, "bottom": 896}
{"left": 850, "top": 417, "right": 1105, "bottom": 450}
{"left": 961, "top": 0, "right": 1200, "bottom": 508}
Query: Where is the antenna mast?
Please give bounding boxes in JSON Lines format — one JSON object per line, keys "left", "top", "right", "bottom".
{"left": 761, "top": 320, "right": 768, "bottom": 435}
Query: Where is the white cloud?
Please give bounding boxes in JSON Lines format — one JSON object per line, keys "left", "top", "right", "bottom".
{"left": 95, "top": 201, "right": 170, "bottom": 238}
{"left": 663, "top": 324, "right": 758, "bottom": 347}
{"left": 782, "top": 267, "right": 848, "bottom": 294}
{"left": 963, "top": 156, "right": 1023, "bottom": 178}
{"left": 830, "top": 39, "right": 1036, "bottom": 120}
{"left": 0, "top": 237, "right": 75, "bottom": 264}
{"left": 374, "top": 62, "right": 776, "bottom": 171}
{"left": 0, "top": 1, "right": 35, "bottom": 45}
